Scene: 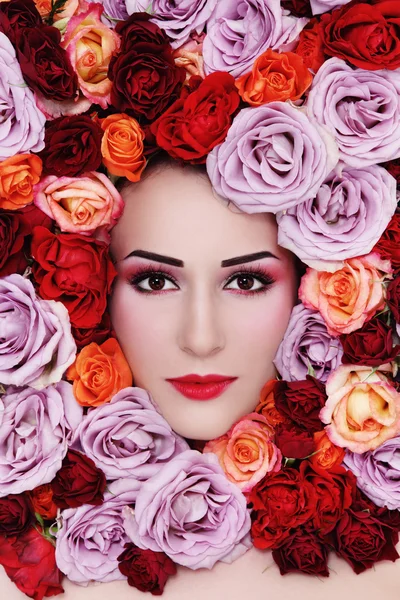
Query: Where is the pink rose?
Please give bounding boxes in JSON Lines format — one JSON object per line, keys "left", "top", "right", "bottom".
{"left": 204, "top": 413, "right": 282, "bottom": 493}
{"left": 173, "top": 34, "right": 205, "bottom": 82}
{"left": 33, "top": 172, "right": 123, "bottom": 242}
{"left": 299, "top": 253, "right": 392, "bottom": 336}
{"left": 320, "top": 365, "right": 400, "bottom": 453}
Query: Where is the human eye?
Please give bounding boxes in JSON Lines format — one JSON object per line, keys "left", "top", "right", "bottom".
{"left": 224, "top": 266, "right": 276, "bottom": 296}
{"left": 128, "top": 266, "right": 179, "bottom": 294}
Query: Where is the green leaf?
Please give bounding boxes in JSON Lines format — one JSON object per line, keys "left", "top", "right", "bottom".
{"left": 46, "top": 0, "right": 69, "bottom": 25}
{"left": 307, "top": 361, "right": 316, "bottom": 377}
{"left": 35, "top": 512, "right": 45, "bottom": 527}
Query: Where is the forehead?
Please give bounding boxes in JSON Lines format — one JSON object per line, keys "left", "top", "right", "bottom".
{"left": 111, "top": 166, "right": 279, "bottom": 263}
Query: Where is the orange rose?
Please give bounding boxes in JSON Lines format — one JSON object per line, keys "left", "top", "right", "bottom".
{"left": 0, "top": 154, "right": 42, "bottom": 210}
{"left": 311, "top": 430, "right": 345, "bottom": 470}
{"left": 235, "top": 49, "right": 312, "bottom": 106}
{"left": 66, "top": 337, "right": 133, "bottom": 407}
{"left": 29, "top": 484, "right": 58, "bottom": 520}
{"left": 255, "top": 379, "right": 290, "bottom": 428}
{"left": 100, "top": 113, "right": 146, "bottom": 182}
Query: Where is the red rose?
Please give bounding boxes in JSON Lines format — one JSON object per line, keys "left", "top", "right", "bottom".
{"left": 118, "top": 543, "right": 177, "bottom": 596}
{"left": 340, "top": 317, "right": 400, "bottom": 366}
{"left": 272, "top": 530, "right": 329, "bottom": 577}
{"left": 275, "top": 421, "right": 315, "bottom": 459}
{"left": 0, "top": 0, "right": 42, "bottom": 44}
{"left": 387, "top": 277, "right": 400, "bottom": 323}
{"left": 0, "top": 494, "right": 33, "bottom": 536}
{"left": 281, "top": 0, "right": 312, "bottom": 18}
{"left": 0, "top": 527, "right": 64, "bottom": 600}
{"left": 28, "top": 485, "right": 58, "bottom": 521}
{"left": 373, "top": 213, "right": 400, "bottom": 274}
{"left": 31, "top": 227, "right": 116, "bottom": 329}
{"left": 274, "top": 376, "right": 327, "bottom": 433}
{"left": 249, "top": 468, "right": 316, "bottom": 549}
{"left": 15, "top": 25, "right": 78, "bottom": 101}
{"left": 71, "top": 311, "right": 115, "bottom": 350}
{"left": 151, "top": 73, "right": 240, "bottom": 164}
{"left": 319, "top": 1, "right": 400, "bottom": 71}
{"left": 51, "top": 450, "right": 106, "bottom": 509}
{"left": 294, "top": 19, "right": 326, "bottom": 73}
{"left": 381, "top": 157, "right": 400, "bottom": 183}
{"left": 39, "top": 116, "right": 103, "bottom": 177}
{"left": 115, "top": 12, "right": 170, "bottom": 51}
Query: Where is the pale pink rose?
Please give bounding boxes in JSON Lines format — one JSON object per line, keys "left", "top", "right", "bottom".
{"left": 203, "top": 413, "right": 281, "bottom": 493}
{"left": 320, "top": 364, "right": 400, "bottom": 453}
{"left": 299, "top": 253, "right": 392, "bottom": 336}
{"left": 33, "top": 172, "right": 124, "bottom": 242}
{"left": 173, "top": 33, "right": 206, "bottom": 82}
{"left": 61, "top": 4, "right": 120, "bottom": 108}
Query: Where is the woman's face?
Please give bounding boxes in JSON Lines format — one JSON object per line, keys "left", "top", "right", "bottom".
{"left": 110, "top": 165, "right": 298, "bottom": 440}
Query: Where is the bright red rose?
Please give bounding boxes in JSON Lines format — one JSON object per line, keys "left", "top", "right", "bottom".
{"left": 118, "top": 543, "right": 177, "bottom": 596}
{"left": 115, "top": 12, "right": 170, "bottom": 51}
{"left": 275, "top": 422, "right": 315, "bottom": 459}
{"left": 31, "top": 227, "right": 116, "bottom": 329}
{"left": 320, "top": 1, "right": 400, "bottom": 71}
{"left": 281, "top": 0, "right": 312, "bottom": 17}
{"left": 373, "top": 213, "right": 400, "bottom": 274}
{"left": 29, "top": 485, "right": 58, "bottom": 521}
{"left": 0, "top": 494, "right": 33, "bottom": 537}
{"left": 39, "top": 115, "right": 103, "bottom": 177}
{"left": 151, "top": 72, "right": 240, "bottom": 164}
{"left": 51, "top": 450, "right": 106, "bottom": 509}
{"left": 0, "top": 527, "right": 64, "bottom": 600}
{"left": 294, "top": 19, "right": 325, "bottom": 72}
{"left": 71, "top": 311, "right": 115, "bottom": 350}
{"left": 0, "top": 0, "right": 42, "bottom": 44}
{"left": 249, "top": 468, "right": 316, "bottom": 549}
{"left": 274, "top": 376, "right": 327, "bottom": 433}
{"left": 340, "top": 317, "right": 400, "bottom": 366}
{"left": 272, "top": 529, "right": 329, "bottom": 576}
{"left": 387, "top": 277, "right": 400, "bottom": 323}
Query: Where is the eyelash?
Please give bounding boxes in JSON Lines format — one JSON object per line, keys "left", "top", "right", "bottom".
{"left": 127, "top": 265, "right": 276, "bottom": 297}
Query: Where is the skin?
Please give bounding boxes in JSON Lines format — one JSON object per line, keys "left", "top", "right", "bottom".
{"left": 110, "top": 164, "right": 298, "bottom": 440}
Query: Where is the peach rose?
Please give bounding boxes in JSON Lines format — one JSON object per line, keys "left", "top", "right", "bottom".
{"left": 66, "top": 338, "right": 133, "bottom": 407}
{"left": 34, "top": 0, "right": 86, "bottom": 20}
{"left": 320, "top": 364, "right": 400, "bottom": 453}
{"left": 33, "top": 172, "right": 124, "bottom": 242}
{"left": 61, "top": 4, "right": 120, "bottom": 108}
{"left": 0, "top": 154, "right": 42, "bottom": 210}
{"left": 299, "top": 253, "right": 392, "bottom": 336}
{"left": 255, "top": 379, "right": 289, "bottom": 428}
{"left": 28, "top": 484, "right": 58, "bottom": 520}
{"left": 235, "top": 49, "right": 313, "bottom": 106}
{"left": 173, "top": 35, "right": 205, "bottom": 82}
{"left": 204, "top": 413, "right": 282, "bottom": 493}
{"left": 100, "top": 113, "right": 146, "bottom": 182}
{"left": 311, "top": 430, "right": 345, "bottom": 470}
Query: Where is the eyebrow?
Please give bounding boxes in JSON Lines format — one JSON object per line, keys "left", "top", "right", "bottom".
{"left": 123, "top": 249, "right": 280, "bottom": 267}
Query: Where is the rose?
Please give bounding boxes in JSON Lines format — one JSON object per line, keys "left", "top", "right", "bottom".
{"left": 0, "top": 274, "right": 76, "bottom": 389}
{"left": 382, "top": 158, "right": 400, "bottom": 184}
{"left": 51, "top": 449, "right": 106, "bottom": 509}
{"left": 0, "top": 32, "right": 46, "bottom": 160}
{"left": 277, "top": 165, "right": 397, "bottom": 264}
{"left": 272, "top": 530, "right": 329, "bottom": 576}
{"left": 115, "top": 12, "right": 170, "bottom": 50}
{"left": 31, "top": 227, "right": 116, "bottom": 329}
{"left": 274, "top": 303, "right": 343, "bottom": 383}
{"left": 118, "top": 543, "right": 177, "bottom": 596}
{"left": 255, "top": 379, "right": 290, "bottom": 428}
{"left": 0, "top": 494, "right": 33, "bottom": 536}
{"left": 249, "top": 467, "right": 316, "bottom": 549}
{"left": 235, "top": 49, "right": 312, "bottom": 106}
{"left": 66, "top": 338, "right": 133, "bottom": 407}
{"left": 274, "top": 377, "right": 327, "bottom": 433}
{"left": 275, "top": 422, "right": 315, "bottom": 459}
{"left": 320, "top": 1, "right": 400, "bottom": 70}
{"left": 0, "top": 0, "right": 42, "bottom": 43}
{"left": 0, "top": 382, "right": 83, "bottom": 497}
{"left": 320, "top": 365, "right": 400, "bottom": 453}
{"left": 71, "top": 311, "right": 114, "bottom": 350}
{"left": 340, "top": 317, "right": 400, "bottom": 367}
{"left": 282, "top": 0, "right": 312, "bottom": 17}
{"left": 28, "top": 485, "right": 57, "bottom": 520}
{"left": 39, "top": 115, "right": 103, "bottom": 177}
{"left": 33, "top": 173, "right": 124, "bottom": 241}
{"left": 123, "top": 450, "right": 251, "bottom": 569}
{"left": 294, "top": 19, "right": 325, "bottom": 72}
{"left": 373, "top": 213, "right": 400, "bottom": 274}
{"left": 173, "top": 33, "right": 205, "bottom": 81}
{"left": 98, "top": 0, "right": 129, "bottom": 25}
{"left": 203, "top": 0, "right": 307, "bottom": 77}
{"left": 387, "top": 277, "right": 400, "bottom": 325}
{"left": 311, "top": 430, "right": 345, "bottom": 469}
{"left": 55, "top": 478, "right": 140, "bottom": 584}
{"left": 203, "top": 413, "right": 281, "bottom": 493}
{"left": 0, "top": 526, "right": 64, "bottom": 600}
{"left": 100, "top": 113, "right": 146, "bottom": 181}
{"left": 299, "top": 253, "right": 392, "bottom": 336}
{"left": 207, "top": 102, "right": 338, "bottom": 214}
{"left": 307, "top": 58, "right": 400, "bottom": 167}
{"left": 310, "top": 0, "right": 351, "bottom": 15}
{"left": 343, "top": 436, "right": 400, "bottom": 510}
{"left": 0, "top": 154, "right": 43, "bottom": 211}
{"left": 151, "top": 72, "right": 240, "bottom": 164}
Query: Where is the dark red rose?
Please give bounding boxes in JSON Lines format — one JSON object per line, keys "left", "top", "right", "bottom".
{"left": 0, "top": 527, "right": 64, "bottom": 600}
{"left": 275, "top": 421, "right": 315, "bottom": 459}
{"left": 28, "top": 485, "right": 58, "bottom": 521}
{"left": 39, "top": 115, "right": 103, "bottom": 177}
{"left": 353, "top": 489, "right": 400, "bottom": 531}
{"left": 387, "top": 277, "right": 400, "bottom": 323}
{"left": 31, "top": 227, "right": 116, "bottom": 329}
{"left": 15, "top": 25, "right": 78, "bottom": 101}
{"left": 0, "top": 494, "right": 33, "bottom": 537}
{"left": 249, "top": 468, "right": 316, "bottom": 549}
{"left": 340, "top": 317, "right": 400, "bottom": 366}
{"left": 294, "top": 19, "right": 326, "bottom": 72}
{"left": 51, "top": 450, "right": 106, "bottom": 509}
{"left": 151, "top": 72, "right": 240, "bottom": 164}
{"left": 274, "top": 376, "right": 327, "bottom": 433}
{"left": 115, "top": 12, "right": 170, "bottom": 51}
{"left": 381, "top": 157, "right": 400, "bottom": 184}
{"left": 320, "top": 1, "right": 400, "bottom": 71}
{"left": 373, "top": 213, "right": 400, "bottom": 274}
{"left": 71, "top": 311, "right": 115, "bottom": 350}
{"left": 0, "top": 0, "right": 42, "bottom": 44}
{"left": 272, "top": 529, "right": 329, "bottom": 577}
{"left": 118, "top": 543, "right": 177, "bottom": 596}
{"left": 281, "top": 0, "right": 312, "bottom": 18}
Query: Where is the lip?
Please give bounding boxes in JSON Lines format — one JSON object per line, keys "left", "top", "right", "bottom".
{"left": 166, "top": 374, "right": 237, "bottom": 401}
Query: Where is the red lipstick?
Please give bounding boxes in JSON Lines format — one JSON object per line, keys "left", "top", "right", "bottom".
{"left": 166, "top": 374, "right": 237, "bottom": 401}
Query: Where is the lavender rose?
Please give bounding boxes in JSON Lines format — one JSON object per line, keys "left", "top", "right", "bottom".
{"left": 207, "top": 102, "right": 339, "bottom": 213}
{"left": 0, "top": 274, "right": 76, "bottom": 389}
{"left": 0, "top": 32, "right": 45, "bottom": 160}
{"left": 274, "top": 303, "right": 343, "bottom": 383}
{"left": 343, "top": 437, "right": 400, "bottom": 510}
{"left": 307, "top": 58, "right": 400, "bottom": 168}
{"left": 123, "top": 449, "right": 251, "bottom": 570}
{"left": 0, "top": 382, "right": 82, "bottom": 497}
{"left": 88, "top": 0, "right": 129, "bottom": 25}
{"left": 277, "top": 165, "right": 397, "bottom": 265}
{"left": 310, "top": 0, "right": 351, "bottom": 14}
{"left": 55, "top": 478, "right": 140, "bottom": 584}
{"left": 73, "top": 387, "right": 189, "bottom": 481}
